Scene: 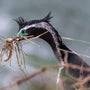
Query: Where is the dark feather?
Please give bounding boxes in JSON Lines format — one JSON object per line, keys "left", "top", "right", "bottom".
{"left": 14, "top": 12, "right": 53, "bottom": 29}
{"left": 14, "top": 17, "right": 27, "bottom": 29}
{"left": 42, "top": 12, "right": 53, "bottom": 22}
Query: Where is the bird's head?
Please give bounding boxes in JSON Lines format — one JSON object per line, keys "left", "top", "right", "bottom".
{"left": 16, "top": 12, "right": 53, "bottom": 38}
{"left": 15, "top": 13, "right": 64, "bottom": 62}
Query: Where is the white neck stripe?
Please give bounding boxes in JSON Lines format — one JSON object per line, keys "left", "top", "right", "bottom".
{"left": 19, "top": 22, "right": 52, "bottom": 32}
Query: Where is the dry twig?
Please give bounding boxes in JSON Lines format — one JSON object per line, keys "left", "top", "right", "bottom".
{"left": 0, "top": 32, "right": 90, "bottom": 89}
{"left": 0, "top": 63, "right": 90, "bottom": 90}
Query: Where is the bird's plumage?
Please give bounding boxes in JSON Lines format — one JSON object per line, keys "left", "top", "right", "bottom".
{"left": 16, "top": 13, "right": 90, "bottom": 90}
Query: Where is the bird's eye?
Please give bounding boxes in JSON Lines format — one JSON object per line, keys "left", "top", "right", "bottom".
{"left": 17, "top": 29, "right": 28, "bottom": 37}
{"left": 21, "top": 29, "right": 25, "bottom": 34}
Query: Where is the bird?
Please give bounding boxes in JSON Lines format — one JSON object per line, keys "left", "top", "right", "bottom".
{"left": 16, "top": 12, "right": 90, "bottom": 90}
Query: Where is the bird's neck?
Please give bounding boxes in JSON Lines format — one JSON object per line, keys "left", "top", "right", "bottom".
{"left": 39, "top": 23, "right": 90, "bottom": 81}
{"left": 40, "top": 26, "right": 71, "bottom": 63}
{"left": 38, "top": 22, "right": 89, "bottom": 68}
{"left": 41, "top": 26, "right": 89, "bottom": 66}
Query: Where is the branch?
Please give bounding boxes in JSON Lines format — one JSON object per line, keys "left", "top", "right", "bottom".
{"left": 0, "top": 63, "right": 90, "bottom": 90}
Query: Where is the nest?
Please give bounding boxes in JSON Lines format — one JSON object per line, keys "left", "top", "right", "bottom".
{"left": 0, "top": 31, "right": 48, "bottom": 65}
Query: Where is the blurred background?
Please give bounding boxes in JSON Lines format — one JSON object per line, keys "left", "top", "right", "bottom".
{"left": 0, "top": 0, "right": 90, "bottom": 90}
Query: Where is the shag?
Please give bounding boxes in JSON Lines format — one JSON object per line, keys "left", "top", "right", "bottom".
{"left": 16, "top": 12, "right": 90, "bottom": 90}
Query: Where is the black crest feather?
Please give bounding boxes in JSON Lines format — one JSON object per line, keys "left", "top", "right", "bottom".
{"left": 14, "top": 12, "right": 53, "bottom": 29}
{"left": 42, "top": 12, "right": 53, "bottom": 22}
{"left": 14, "top": 17, "right": 27, "bottom": 29}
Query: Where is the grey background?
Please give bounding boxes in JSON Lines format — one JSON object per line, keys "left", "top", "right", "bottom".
{"left": 0, "top": 0, "right": 90, "bottom": 90}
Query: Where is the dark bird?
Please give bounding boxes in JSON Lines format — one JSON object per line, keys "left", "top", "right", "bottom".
{"left": 16, "top": 12, "right": 90, "bottom": 90}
